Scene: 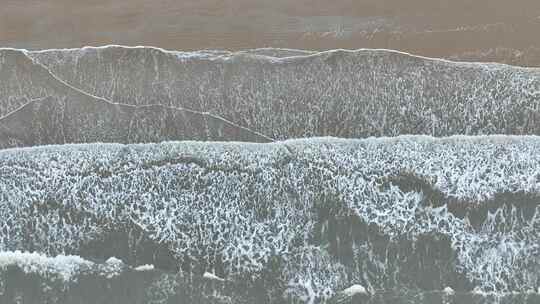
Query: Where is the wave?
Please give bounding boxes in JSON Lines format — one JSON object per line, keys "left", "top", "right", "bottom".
{"left": 0, "top": 137, "right": 539, "bottom": 302}
{"left": 2, "top": 251, "right": 536, "bottom": 304}
{"left": 1, "top": 46, "right": 540, "bottom": 148}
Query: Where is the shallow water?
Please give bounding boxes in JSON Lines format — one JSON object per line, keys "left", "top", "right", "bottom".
{"left": 2, "top": 263, "right": 540, "bottom": 304}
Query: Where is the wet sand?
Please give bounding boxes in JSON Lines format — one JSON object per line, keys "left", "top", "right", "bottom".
{"left": 2, "top": 1, "right": 540, "bottom": 65}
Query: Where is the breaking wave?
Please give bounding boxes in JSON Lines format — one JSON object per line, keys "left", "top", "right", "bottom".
{"left": 0, "top": 137, "right": 539, "bottom": 302}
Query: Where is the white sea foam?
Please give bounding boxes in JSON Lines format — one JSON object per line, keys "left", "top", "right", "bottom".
{"left": 0, "top": 251, "right": 92, "bottom": 282}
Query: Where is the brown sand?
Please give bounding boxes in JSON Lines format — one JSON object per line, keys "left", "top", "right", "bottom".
{"left": 2, "top": 1, "right": 540, "bottom": 65}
